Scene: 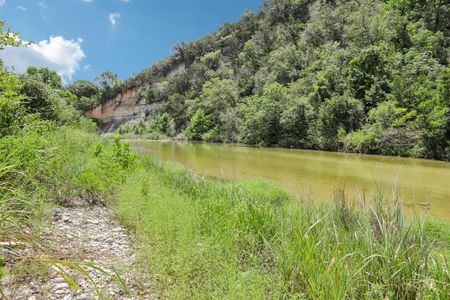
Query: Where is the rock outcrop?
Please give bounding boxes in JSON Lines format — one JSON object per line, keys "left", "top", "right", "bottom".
{"left": 85, "top": 86, "right": 152, "bottom": 133}
{"left": 85, "top": 63, "right": 186, "bottom": 133}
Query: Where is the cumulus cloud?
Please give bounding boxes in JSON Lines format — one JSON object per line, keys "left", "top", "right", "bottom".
{"left": 0, "top": 0, "right": 5, "bottom": 6}
{"left": 0, "top": 36, "right": 86, "bottom": 81}
{"left": 109, "top": 12, "right": 120, "bottom": 27}
{"left": 17, "top": 5, "right": 26, "bottom": 10}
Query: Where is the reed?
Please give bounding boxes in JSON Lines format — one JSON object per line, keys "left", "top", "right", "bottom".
{"left": 1, "top": 125, "right": 448, "bottom": 298}
{"left": 0, "top": 125, "right": 132, "bottom": 297}
{"left": 115, "top": 155, "right": 450, "bottom": 299}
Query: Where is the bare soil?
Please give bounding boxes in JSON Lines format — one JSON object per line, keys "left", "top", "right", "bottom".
{"left": 1, "top": 198, "right": 153, "bottom": 299}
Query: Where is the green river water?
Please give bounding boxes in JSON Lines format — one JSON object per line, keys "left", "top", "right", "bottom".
{"left": 131, "top": 140, "right": 450, "bottom": 221}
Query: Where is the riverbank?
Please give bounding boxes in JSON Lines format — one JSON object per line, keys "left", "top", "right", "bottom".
{"left": 128, "top": 138, "right": 450, "bottom": 221}
{"left": 1, "top": 128, "right": 449, "bottom": 298}
{"left": 114, "top": 152, "right": 450, "bottom": 298}
{"left": 0, "top": 126, "right": 151, "bottom": 298}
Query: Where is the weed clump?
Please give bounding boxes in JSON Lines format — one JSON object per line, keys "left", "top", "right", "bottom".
{"left": 116, "top": 156, "right": 450, "bottom": 299}
{"left": 0, "top": 126, "right": 134, "bottom": 296}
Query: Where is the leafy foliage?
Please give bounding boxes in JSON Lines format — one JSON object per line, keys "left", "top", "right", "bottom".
{"left": 108, "top": 0, "right": 449, "bottom": 160}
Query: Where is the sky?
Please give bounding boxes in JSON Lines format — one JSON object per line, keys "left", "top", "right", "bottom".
{"left": 0, "top": 0, "right": 261, "bottom": 83}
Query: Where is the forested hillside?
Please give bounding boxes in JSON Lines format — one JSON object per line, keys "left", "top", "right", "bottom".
{"left": 1, "top": 3, "right": 450, "bottom": 297}
{"left": 85, "top": 0, "right": 450, "bottom": 160}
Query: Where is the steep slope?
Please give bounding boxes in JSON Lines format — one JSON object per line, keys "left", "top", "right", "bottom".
{"left": 85, "top": 61, "right": 186, "bottom": 133}
{"left": 86, "top": 0, "right": 449, "bottom": 160}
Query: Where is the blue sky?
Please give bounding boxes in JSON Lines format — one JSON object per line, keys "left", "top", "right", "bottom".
{"left": 0, "top": 0, "right": 261, "bottom": 82}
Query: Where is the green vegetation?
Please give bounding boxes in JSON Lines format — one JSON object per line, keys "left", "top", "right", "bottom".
{"left": 0, "top": 22, "right": 133, "bottom": 295}
{"left": 116, "top": 155, "right": 450, "bottom": 299}
{"left": 1, "top": 1, "right": 449, "bottom": 298}
{"left": 106, "top": 0, "right": 449, "bottom": 161}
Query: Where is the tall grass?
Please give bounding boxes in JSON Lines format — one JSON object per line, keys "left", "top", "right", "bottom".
{"left": 0, "top": 123, "right": 133, "bottom": 296}
{"left": 1, "top": 123, "right": 448, "bottom": 298}
{"left": 115, "top": 156, "right": 450, "bottom": 299}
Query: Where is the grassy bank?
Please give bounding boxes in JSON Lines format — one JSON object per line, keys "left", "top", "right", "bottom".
{"left": 1, "top": 126, "right": 449, "bottom": 298}
{"left": 116, "top": 152, "right": 450, "bottom": 298}
{"left": 0, "top": 124, "right": 133, "bottom": 294}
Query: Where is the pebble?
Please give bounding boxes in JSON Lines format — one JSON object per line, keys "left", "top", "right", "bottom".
{"left": 54, "top": 283, "right": 70, "bottom": 290}
{"left": 0, "top": 198, "right": 153, "bottom": 299}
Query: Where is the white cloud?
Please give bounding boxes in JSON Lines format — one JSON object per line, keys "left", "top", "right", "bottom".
{"left": 109, "top": 12, "right": 120, "bottom": 27}
{"left": 121, "top": 0, "right": 130, "bottom": 2}
{"left": 83, "top": 64, "right": 91, "bottom": 71}
{"left": 0, "top": 0, "right": 6, "bottom": 6}
{"left": 17, "top": 5, "right": 26, "bottom": 10}
{"left": 38, "top": 1, "right": 47, "bottom": 9}
{"left": 0, "top": 36, "right": 86, "bottom": 81}
{"left": 82, "top": 0, "right": 93, "bottom": 2}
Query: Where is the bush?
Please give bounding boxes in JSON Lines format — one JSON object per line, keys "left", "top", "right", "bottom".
{"left": 280, "top": 98, "right": 315, "bottom": 147}
{"left": 186, "top": 109, "right": 212, "bottom": 141}
{"left": 319, "top": 94, "right": 364, "bottom": 150}
{"left": 148, "top": 113, "right": 175, "bottom": 136}
{"left": 0, "top": 71, "right": 25, "bottom": 137}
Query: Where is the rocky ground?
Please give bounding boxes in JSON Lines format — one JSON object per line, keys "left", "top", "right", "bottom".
{"left": 1, "top": 198, "right": 153, "bottom": 299}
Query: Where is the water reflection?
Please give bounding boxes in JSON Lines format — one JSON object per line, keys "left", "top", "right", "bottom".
{"left": 131, "top": 140, "right": 450, "bottom": 221}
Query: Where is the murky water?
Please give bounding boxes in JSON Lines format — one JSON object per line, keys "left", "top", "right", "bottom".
{"left": 131, "top": 140, "right": 450, "bottom": 221}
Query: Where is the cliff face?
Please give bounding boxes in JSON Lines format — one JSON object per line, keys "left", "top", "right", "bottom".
{"left": 86, "top": 63, "right": 186, "bottom": 133}
{"left": 85, "top": 86, "right": 153, "bottom": 133}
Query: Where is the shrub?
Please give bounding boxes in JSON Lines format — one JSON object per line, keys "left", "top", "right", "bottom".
{"left": 319, "top": 94, "right": 364, "bottom": 150}
{"left": 186, "top": 109, "right": 212, "bottom": 140}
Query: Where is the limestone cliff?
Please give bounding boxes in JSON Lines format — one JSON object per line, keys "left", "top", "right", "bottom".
{"left": 85, "top": 62, "right": 186, "bottom": 133}
{"left": 85, "top": 86, "right": 151, "bottom": 133}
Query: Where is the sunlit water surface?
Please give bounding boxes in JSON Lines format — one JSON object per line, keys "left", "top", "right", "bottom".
{"left": 130, "top": 140, "right": 450, "bottom": 221}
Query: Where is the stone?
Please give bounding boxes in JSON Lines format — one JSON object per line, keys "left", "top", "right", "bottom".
{"left": 1, "top": 200, "right": 153, "bottom": 299}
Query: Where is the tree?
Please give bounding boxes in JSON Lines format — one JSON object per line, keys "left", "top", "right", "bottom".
{"left": 319, "top": 94, "right": 364, "bottom": 150}
{"left": 238, "top": 83, "right": 288, "bottom": 145}
{"left": 387, "top": 0, "right": 450, "bottom": 34}
{"left": 68, "top": 80, "right": 100, "bottom": 112}
{"left": 344, "top": 100, "right": 398, "bottom": 154}
{"left": 21, "top": 77, "right": 80, "bottom": 124}
{"left": 0, "top": 22, "right": 25, "bottom": 137}
{"left": 148, "top": 113, "right": 175, "bottom": 136}
{"left": 75, "top": 96, "right": 98, "bottom": 112}
{"left": 280, "top": 98, "right": 316, "bottom": 147}
{"left": 0, "top": 71, "right": 24, "bottom": 137}
{"left": 0, "top": 21, "right": 22, "bottom": 51}
{"left": 69, "top": 80, "right": 99, "bottom": 99}
{"left": 186, "top": 109, "right": 212, "bottom": 140}
{"left": 267, "top": 45, "right": 303, "bottom": 84}
{"left": 96, "top": 71, "right": 119, "bottom": 90}
{"left": 188, "top": 78, "right": 239, "bottom": 141}
{"left": 163, "top": 93, "right": 188, "bottom": 130}
{"left": 26, "top": 67, "right": 62, "bottom": 89}
{"left": 238, "top": 40, "right": 265, "bottom": 71}
{"left": 238, "top": 95, "right": 282, "bottom": 145}
{"left": 347, "top": 44, "right": 391, "bottom": 111}
{"left": 200, "top": 50, "right": 222, "bottom": 70}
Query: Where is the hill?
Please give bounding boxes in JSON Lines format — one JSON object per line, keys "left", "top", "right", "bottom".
{"left": 85, "top": 0, "right": 450, "bottom": 160}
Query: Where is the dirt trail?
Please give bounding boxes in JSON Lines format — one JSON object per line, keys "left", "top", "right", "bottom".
{"left": 1, "top": 198, "right": 152, "bottom": 299}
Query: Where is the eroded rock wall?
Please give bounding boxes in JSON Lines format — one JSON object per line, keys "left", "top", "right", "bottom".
{"left": 85, "top": 86, "right": 154, "bottom": 133}
{"left": 86, "top": 62, "right": 186, "bottom": 133}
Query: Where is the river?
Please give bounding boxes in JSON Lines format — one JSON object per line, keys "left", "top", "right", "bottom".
{"left": 130, "top": 140, "right": 450, "bottom": 221}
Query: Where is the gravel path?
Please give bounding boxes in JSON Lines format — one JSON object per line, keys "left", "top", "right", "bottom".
{"left": 1, "top": 198, "right": 153, "bottom": 299}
